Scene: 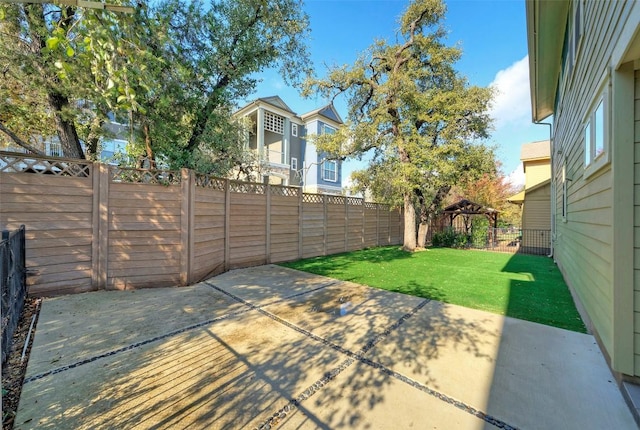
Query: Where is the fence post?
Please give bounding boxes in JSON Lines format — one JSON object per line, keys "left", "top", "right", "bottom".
{"left": 344, "top": 197, "right": 349, "bottom": 252}
{"left": 376, "top": 204, "right": 380, "bottom": 247}
{"left": 323, "top": 195, "right": 328, "bottom": 256}
{"left": 179, "top": 168, "right": 193, "bottom": 286}
{"left": 224, "top": 179, "right": 231, "bottom": 272}
{"left": 361, "top": 199, "right": 365, "bottom": 249}
{"left": 92, "top": 163, "right": 109, "bottom": 290}
{"left": 388, "top": 207, "right": 392, "bottom": 245}
{"left": 266, "top": 184, "right": 271, "bottom": 264}
{"left": 298, "top": 189, "right": 303, "bottom": 260}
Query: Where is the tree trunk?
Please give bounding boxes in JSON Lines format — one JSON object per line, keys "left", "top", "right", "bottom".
{"left": 416, "top": 185, "right": 451, "bottom": 248}
{"left": 47, "top": 92, "right": 85, "bottom": 159}
{"left": 142, "top": 121, "right": 156, "bottom": 168}
{"left": 84, "top": 116, "right": 103, "bottom": 161}
{"left": 403, "top": 192, "right": 417, "bottom": 251}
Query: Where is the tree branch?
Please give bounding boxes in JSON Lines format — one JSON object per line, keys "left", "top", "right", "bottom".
{"left": 0, "top": 122, "right": 46, "bottom": 155}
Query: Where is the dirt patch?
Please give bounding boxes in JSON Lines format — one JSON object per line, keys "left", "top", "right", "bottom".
{"left": 2, "top": 297, "right": 40, "bottom": 430}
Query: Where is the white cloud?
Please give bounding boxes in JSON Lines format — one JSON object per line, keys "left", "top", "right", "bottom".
{"left": 489, "top": 56, "right": 532, "bottom": 128}
{"left": 506, "top": 163, "right": 525, "bottom": 189}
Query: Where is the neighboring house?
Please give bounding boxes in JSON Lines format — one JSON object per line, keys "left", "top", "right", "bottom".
{"left": 526, "top": 0, "right": 640, "bottom": 396}
{"left": 0, "top": 122, "right": 128, "bottom": 164}
{"left": 507, "top": 140, "right": 551, "bottom": 254}
{"left": 234, "top": 96, "right": 343, "bottom": 194}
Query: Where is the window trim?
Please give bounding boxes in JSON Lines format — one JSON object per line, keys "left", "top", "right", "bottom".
{"left": 561, "top": 161, "right": 568, "bottom": 222}
{"left": 290, "top": 157, "right": 298, "bottom": 171}
{"left": 321, "top": 159, "right": 337, "bottom": 182}
{"left": 292, "top": 123, "right": 298, "bottom": 137}
{"left": 583, "top": 72, "right": 611, "bottom": 180}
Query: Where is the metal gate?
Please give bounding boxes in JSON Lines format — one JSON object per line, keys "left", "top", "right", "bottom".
{"left": 1, "top": 225, "right": 27, "bottom": 364}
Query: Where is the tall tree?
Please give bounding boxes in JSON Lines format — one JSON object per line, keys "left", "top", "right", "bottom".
{"left": 0, "top": 3, "right": 87, "bottom": 157}
{"left": 151, "top": 0, "right": 312, "bottom": 171}
{"left": 0, "top": 0, "right": 311, "bottom": 175}
{"left": 305, "top": 0, "right": 493, "bottom": 251}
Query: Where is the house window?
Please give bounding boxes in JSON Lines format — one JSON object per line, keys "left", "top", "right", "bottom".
{"left": 322, "top": 124, "right": 336, "bottom": 135}
{"left": 47, "top": 141, "right": 63, "bottom": 157}
{"left": 572, "top": 0, "right": 583, "bottom": 64}
{"left": 583, "top": 74, "right": 610, "bottom": 177}
{"left": 292, "top": 123, "right": 298, "bottom": 137}
{"left": 321, "top": 160, "right": 337, "bottom": 182}
{"left": 291, "top": 157, "right": 298, "bottom": 171}
{"left": 264, "top": 111, "right": 284, "bottom": 135}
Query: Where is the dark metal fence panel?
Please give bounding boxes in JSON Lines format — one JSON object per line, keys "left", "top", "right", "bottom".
{"left": 430, "top": 225, "right": 551, "bottom": 256}
{"left": 1, "top": 225, "right": 27, "bottom": 365}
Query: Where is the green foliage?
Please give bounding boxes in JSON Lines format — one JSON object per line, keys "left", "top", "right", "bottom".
{"left": 303, "top": 0, "right": 494, "bottom": 249}
{"left": 432, "top": 227, "right": 468, "bottom": 248}
{"left": 0, "top": 0, "right": 311, "bottom": 174}
{"left": 470, "top": 218, "right": 489, "bottom": 247}
{"left": 280, "top": 247, "right": 587, "bottom": 333}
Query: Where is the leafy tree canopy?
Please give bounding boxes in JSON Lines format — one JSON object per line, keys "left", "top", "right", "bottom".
{"left": 303, "top": 0, "right": 494, "bottom": 251}
{"left": 0, "top": 0, "right": 311, "bottom": 176}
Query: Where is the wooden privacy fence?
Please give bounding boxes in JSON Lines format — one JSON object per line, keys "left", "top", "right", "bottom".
{"left": 0, "top": 151, "right": 403, "bottom": 296}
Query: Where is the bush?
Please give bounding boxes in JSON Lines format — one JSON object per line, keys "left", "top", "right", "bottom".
{"left": 471, "top": 218, "right": 489, "bottom": 248}
{"left": 432, "top": 227, "right": 468, "bottom": 248}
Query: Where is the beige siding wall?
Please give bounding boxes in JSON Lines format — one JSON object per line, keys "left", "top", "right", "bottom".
{"left": 551, "top": 0, "right": 634, "bottom": 360}
{"left": 634, "top": 70, "right": 640, "bottom": 373}
{"left": 1, "top": 157, "right": 403, "bottom": 295}
{"left": 524, "top": 160, "right": 551, "bottom": 189}
{"left": 522, "top": 184, "right": 551, "bottom": 231}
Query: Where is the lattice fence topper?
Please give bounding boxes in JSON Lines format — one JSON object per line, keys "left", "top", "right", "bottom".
{"left": 195, "top": 174, "right": 226, "bottom": 191}
{"left": 110, "top": 167, "right": 181, "bottom": 185}
{"left": 270, "top": 185, "right": 300, "bottom": 197}
{"left": 0, "top": 151, "right": 92, "bottom": 177}
{"left": 229, "top": 181, "right": 266, "bottom": 194}
{"left": 347, "top": 197, "right": 363, "bottom": 206}
{"left": 302, "top": 193, "right": 323, "bottom": 204}
{"left": 327, "top": 195, "right": 346, "bottom": 205}
{"left": 364, "top": 202, "right": 377, "bottom": 209}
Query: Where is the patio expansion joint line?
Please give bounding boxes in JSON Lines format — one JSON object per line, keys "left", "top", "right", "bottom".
{"left": 205, "top": 283, "right": 518, "bottom": 430}
{"left": 23, "top": 281, "right": 337, "bottom": 385}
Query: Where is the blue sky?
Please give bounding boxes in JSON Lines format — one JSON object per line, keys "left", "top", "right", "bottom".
{"left": 243, "top": 0, "right": 550, "bottom": 186}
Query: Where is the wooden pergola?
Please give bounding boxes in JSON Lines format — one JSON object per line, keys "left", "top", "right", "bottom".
{"left": 441, "top": 199, "right": 499, "bottom": 231}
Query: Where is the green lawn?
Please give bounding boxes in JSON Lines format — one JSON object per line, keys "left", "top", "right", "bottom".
{"left": 280, "top": 246, "right": 586, "bottom": 333}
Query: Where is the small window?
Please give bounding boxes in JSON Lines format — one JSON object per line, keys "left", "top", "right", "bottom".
{"left": 321, "top": 160, "right": 337, "bottom": 182}
{"left": 47, "top": 142, "right": 63, "bottom": 157}
{"left": 292, "top": 123, "right": 298, "bottom": 137}
{"left": 291, "top": 157, "right": 298, "bottom": 170}
{"left": 583, "top": 75, "right": 609, "bottom": 178}
{"left": 322, "top": 124, "right": 336, "bottom": 135}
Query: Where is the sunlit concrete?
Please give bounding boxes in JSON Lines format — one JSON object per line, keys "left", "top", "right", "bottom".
{"left": 15, "top": 265, "right": 636, "bottom": 429}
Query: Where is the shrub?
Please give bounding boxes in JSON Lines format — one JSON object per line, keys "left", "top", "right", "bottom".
{"left": 432, "top": 227, "right": 468, "bottom": 248}
{"left": 471, "top": 219, "right": 489, "bottom": 248}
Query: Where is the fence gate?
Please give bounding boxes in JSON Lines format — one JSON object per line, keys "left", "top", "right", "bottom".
{"left": 1, "top": 225, "right": 27, "bottom": 365}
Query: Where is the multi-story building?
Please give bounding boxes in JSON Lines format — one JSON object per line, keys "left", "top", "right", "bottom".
{"left": 234, "top": 96, "right": 343, "bottom": 194}
{"left": 526, "top": 0, "right": 640, "bottom": 406}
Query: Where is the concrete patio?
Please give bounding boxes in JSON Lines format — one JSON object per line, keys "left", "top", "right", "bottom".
{"left": 15, "top": 265, "right": 636, "bottom": 429}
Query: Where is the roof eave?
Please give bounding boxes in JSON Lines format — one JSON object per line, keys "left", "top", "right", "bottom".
{"left": 526, "top": 0, "right": 570, "bottom": 122}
